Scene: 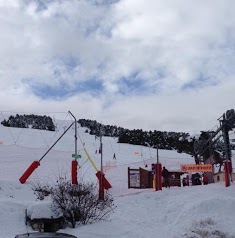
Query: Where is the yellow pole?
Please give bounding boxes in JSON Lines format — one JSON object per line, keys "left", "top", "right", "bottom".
{"left": 84, "top": 148, "right": 99, "bottom": 172}
{"left": 153, "top": 179, "right": 155, "bottom": 189}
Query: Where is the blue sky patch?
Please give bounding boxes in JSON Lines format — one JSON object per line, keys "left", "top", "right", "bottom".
{"left": 24, "top": 79, "right": 103, "bottom": 100}
{"left": 25, "top": 0, "right": 56, "bottom": 12}
{"left": 62, "top": 57, "right": 79, "bottom": 71}
{"left": 117, "top": 70, "right": 164, "bottom": 96}
{"left": 87, "top": 0, "right": 120, "bottom": 6}
{"left": 181, "top": 73, "right": 212, "bottom": 90}
{"left": 118, "top": 75, "right": 155, "bottom": 96}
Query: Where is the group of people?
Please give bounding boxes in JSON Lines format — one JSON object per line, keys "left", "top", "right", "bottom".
{"left": 162, "top": 166, "right": 209, "bottom": 188}
{"left": 183, "top": 173, "right": 209, "bottom": 186}
{"left": 182, "top": 176, "right": 190, "bottom": 186}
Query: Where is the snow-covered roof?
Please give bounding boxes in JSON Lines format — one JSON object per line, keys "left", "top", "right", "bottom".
{"left": 27, "top": 202, "right": 62, "bottom": 220}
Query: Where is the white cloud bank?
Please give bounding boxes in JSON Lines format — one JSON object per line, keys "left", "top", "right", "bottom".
{"left": 0, "top": 0, "right": 235, "bottom": 132}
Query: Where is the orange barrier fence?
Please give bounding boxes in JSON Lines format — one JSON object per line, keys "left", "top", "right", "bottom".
{"left": 103, "top": 160, "right": 117, "bottom": 173}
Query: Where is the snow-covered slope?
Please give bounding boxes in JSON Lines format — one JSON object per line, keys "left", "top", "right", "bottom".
{"left": 0, "top": 121, "right": 235, "bottom": 238}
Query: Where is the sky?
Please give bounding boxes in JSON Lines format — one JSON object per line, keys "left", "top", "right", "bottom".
{"left": 0, "top": 121, "right": 235, "bottom": 238}
{"left": 1, "top": 0, "right": 235, "bottom": 133}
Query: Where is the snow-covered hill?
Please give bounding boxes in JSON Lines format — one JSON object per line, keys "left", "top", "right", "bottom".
{"left": 0, "top": 121, "right": 235, "bottom": 238}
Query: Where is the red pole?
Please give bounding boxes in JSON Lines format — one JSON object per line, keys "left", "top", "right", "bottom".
{"left": 19, "top": 161, "right": 40, "bottom": 184}
{"left": 99, "top": 173, "right": 104, "bottom": 200}
{"left": 224, "top": 161, "right": 229, "bottom": 187}
{"left": 98, "top": 133, "right": 104, "bottom": 200}
{"left": 158, "top": 163, "right": 162, "bottom": 190}
{"left": 71, "top": 160, "right": 78, "bottom": 185}
{"left": 154, "top": 163, "right": 162, "bottom": 191}
{"left": 154, "top": 164, "right": 157, "bottom": 191}
{"left": 224, "top": 161, "right": 232, "bottom": 187}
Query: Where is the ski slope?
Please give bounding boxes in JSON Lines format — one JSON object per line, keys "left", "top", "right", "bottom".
{"left": 0, "top": 121, "right": 235, "bottom": 238}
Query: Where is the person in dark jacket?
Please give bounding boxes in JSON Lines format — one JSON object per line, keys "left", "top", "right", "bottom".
{"left": 162, "top": 166, "right": 170, "bottom": 188}
{"left": 192, "top": 173, "right": 201, "bottom": 185}
{"left": 203, "top": 174, "right": 209, "bottom": 185}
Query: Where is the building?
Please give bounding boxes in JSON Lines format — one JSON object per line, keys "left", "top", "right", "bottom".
{"left": 213, "top": 172, "right": 235, "bottom": 183}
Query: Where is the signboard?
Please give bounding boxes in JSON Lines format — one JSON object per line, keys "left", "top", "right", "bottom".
{"left": 180, "top": 164, "right": 212, "bottom": 172}
{"left": 129, "top": 170, "right": 140, "bottom": 188}
{"left": 72, "top": 154, "right": 81, "bottom": 159}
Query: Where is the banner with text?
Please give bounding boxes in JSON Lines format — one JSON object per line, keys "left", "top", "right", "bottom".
{"left": 180, "top": 164, "right": 212, "bottom": 172}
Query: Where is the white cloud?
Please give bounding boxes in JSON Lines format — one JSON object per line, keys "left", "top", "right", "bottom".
{"left": 0, "top": 0, "right": 235, "bottom": 132}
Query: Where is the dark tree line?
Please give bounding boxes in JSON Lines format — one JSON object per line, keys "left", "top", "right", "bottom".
{"left": 1, "top": 114, "right": 56, "bottom": 131}
{"left": 78, "top": 119, "right": 234, "bottom": 163}
{"left": 78, "top": 119, "right": 125, "bottom": 137}
{"left": 78, "top": 119, "right": 196, "bottom": 156}
{"left": 1, "top": 116, "right": 231, "bottom": 162}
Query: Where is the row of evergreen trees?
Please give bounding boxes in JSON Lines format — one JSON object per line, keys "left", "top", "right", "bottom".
{"left": 78, "top": 119, "right": 197, "bottom": 157}
{"left": 1, "top": 116, "right": 230, "bottom": 163}
{"left": 78, "top": 119, "right": 234, "bottom": 164}
{"left": 1, "top": 114, "right": 56, "bottom": 131}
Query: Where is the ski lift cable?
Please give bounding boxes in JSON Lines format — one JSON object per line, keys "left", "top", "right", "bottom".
{"left": 0, "top": 110, "right": 68, "bottom": 114}
{"left": 196, "top": 129, "right": 224, "bottom": 158}
{"left": 148, "top": 146, "right": 152, "bottom": 158}
{"left": 199, "top": 129, "right": 235, "bottom": 157}
{"left": 140, "top": 146, "right": 148, "bottom": 167}
{"left": 110, "top": 141, "right": 114, "bottom": 154}
{"left": 39, "top": 129, "right": 50, "bottom": 148}
{"left": 80, "top": 158, "right": 89, "bottom": 167}
{"left": 14, "top": 127, "right": 25, "bottom": 144}
{"left": 68, "top": 113, "right": 75, "bottom": 124}
{"left": 18, "top": 111, "right": 70, "bottom": 148}
{"left": 0, "top": 111, "right": 70, "bottom": 147}
{"left": 1, "top": 111, "right": 17, "bottom": 144}
{"left": 45, "top": 112, "right": 69, "bottom": 146}
{"left": 47, "top": 112, "right": 70, "bottom": 146}
{"left": 39, "top": 121, "right": 75, "bottom": 162}
{"left": 77, "top": 129, "right": 86, "bottom": 148}
{"left": 6, "top": 111, "right": 50, "bottom": 148}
